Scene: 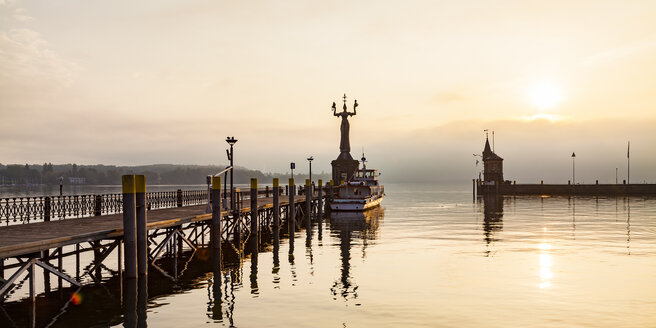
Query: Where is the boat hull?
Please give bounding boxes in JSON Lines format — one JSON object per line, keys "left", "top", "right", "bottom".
{"left": 330, "top": 195, "right": 384, "bottom": 212}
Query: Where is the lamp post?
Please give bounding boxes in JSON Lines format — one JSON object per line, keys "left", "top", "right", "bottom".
{"left": 571, "top": 152, "right": 576, "bottom": 185}
{"left": 307, "top": 156, "right": 313, "bottom": 183}
{"left": 226, "top": 136, "right": 237, "bottom": 210}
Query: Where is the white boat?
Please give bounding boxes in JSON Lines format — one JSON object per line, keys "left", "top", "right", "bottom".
{"left": 330, "top": 154, "right": 385, "bottom": 212}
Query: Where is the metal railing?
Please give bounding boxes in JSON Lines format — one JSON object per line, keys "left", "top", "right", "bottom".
{"left": 0, "top": 187, "right": 291, "bottom": 226}
{"left": 0, "top": 189, "right": 210, "bottom": 226}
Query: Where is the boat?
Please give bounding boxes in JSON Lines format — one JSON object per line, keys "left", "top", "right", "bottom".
{"left": 330, "top": 153, "right": 385, "bottom": 211}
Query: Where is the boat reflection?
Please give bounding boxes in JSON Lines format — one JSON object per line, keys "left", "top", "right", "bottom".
{"left": 328, "top": 207, "right": 383, "bottom": 302}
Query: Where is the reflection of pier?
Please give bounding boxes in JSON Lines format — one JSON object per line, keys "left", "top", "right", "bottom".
{"left": 328, "top": 207, "right": 383, "bottom": 301}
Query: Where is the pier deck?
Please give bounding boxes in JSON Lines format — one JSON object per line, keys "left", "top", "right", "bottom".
{"left": 0, "top": 195, "right": 307, "bottom": 259}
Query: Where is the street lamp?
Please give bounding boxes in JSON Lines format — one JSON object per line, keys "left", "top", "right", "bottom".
{"left": 226, "top": 136, "right": 237, "bottom": 210}
{"left": 307, "top": 156, "right": 314, "bottom": 183}
{"left": 58, "top": 176, "right": 64, "bottom": 196}
{"left": 571, "top": 152, "right": 576, "bottom": 185}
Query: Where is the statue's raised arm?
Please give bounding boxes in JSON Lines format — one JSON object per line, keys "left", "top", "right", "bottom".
{"left": 350, "top": 99, "right": 358, "bottom": 116}
{"left": 332, "top": 101, "right": 339, "bottom": 116}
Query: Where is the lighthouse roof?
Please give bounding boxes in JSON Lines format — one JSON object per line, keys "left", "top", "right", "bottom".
{"left": 482, "top": 138, "right": 503, "bottom": 161}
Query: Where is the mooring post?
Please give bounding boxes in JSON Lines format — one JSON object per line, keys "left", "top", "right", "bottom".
{"left": 135, "top": 175, "right": 148, "bottom": 276}
{"left": 329, "top": 180, "right": 334, "bottom": 202}
{"left": 317, "top": 179, "right": 323, "bottom": 220}
{"left": 472, "top": 179, "right": 476, "bottom": 200}
{"left": 211, "top": 176, "right": 222, "bottom": 250}
{"left": 122, "top": 175, "right": 138, "bottom": 279}
{"left": 176, "top": 189, "right": 183, "bottom": 207}
{"left": 289, "top": 178, "right": 295, "bottom": 244}
{"left": 250, "top": 178, "right": 258, "bottom": 250}
{"left": 306, "top": 179, "right": 312, "bottom": 226}
{"left": 273, "top": 178, "right": 280, "bottom": 245}
{"left": 265, "top": 185, "right": 270, "bottom": 198}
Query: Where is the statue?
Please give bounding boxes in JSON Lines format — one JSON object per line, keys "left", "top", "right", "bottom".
{"left": 332, "top": 94, "right": 358, "bottom": 155}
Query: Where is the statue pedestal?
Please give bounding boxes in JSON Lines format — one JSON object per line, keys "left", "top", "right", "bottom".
{"left": 331, "top": 157, "right": 360, "bottom": 184}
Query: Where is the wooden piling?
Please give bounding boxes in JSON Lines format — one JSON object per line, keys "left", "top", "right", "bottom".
{"left": 122, "top": 175, "right": 138, "bottom": 279}
{"left": 135, "top": 175, "right": 148, "bottom": 276}
{"left": 317, "top": 179, "right": 323, "bottom": 221}
{"left": 211, "top": 176, "right": 222, "bottom": 250}
{"left": 250, "top": 178, "right": 258, "bottom": 249}
{"left": 273, "top": 178, "right": 280, "bottom": 245}
{"left": 288, "top": 178, "right": 295, "bottom": 244}
{"left": 305, "top": 179, "right": 312, "bottom": 226}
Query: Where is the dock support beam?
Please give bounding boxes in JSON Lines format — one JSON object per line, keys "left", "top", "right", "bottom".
{"left": 273, "top": 178, "right": 280, "bottom": 245}
{"left": 250, "top": 178, "right": 258, "bottom": 250}
{"left": 289, "top": 179, "right": 295, "bottom": 248}
{"left": 211, "top": 176, "right": 222, "bottom": 250}
{"left": 305, "top": 179, "right": 312, "bottom": 228}
{"left": 136, "top": 175, "right": 148, "bottom": 276}
{"left": 122, "top": 175, "right": 138, "bottom": 279}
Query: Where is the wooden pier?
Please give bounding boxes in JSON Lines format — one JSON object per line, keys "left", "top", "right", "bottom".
{"left": 0, "top": 176, "right": 331, "bottom": 307}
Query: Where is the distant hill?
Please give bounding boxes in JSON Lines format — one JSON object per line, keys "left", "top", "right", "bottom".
{"left": 0, "top": 163, "right": 330, "bottom": 185}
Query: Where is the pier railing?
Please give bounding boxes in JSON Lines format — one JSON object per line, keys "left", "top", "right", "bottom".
{"left": 0, "top": 187, "right": 295, "bottom": 226}
{"left": 0, "top": 189, "right": 208, "bottom": 225}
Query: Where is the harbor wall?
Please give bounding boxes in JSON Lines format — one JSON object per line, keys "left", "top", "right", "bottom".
{"left": 478, "top": 183, "right": 656, "bottom": 196}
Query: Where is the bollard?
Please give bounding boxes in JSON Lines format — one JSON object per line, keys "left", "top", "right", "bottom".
{"left": 176, "top": 189, "right": 183, "bottom": 207}
{"left": 285, "top": 185, "right": 289, "bottom": 196}
{"left": 211, "top": 176, "right": 222, "bottom": 250}
{"left": 623, "top": 180, "right": 626, "bottom": 185}
{"left": 273, "top": 178, "right": 280, "bottom": 244}
{"left": 568, "top": 180, "right": 571, "bottom": 185}
{"left": 289, "top": 178, "right": 295, "bottom": 244}
{"left": 541, "top": 180, "right": 544, "bottom": 185}
{"left": 265, "top": 185, "right": 270, "bottom": 198}
{"left": 122, "top": 175, "right": 138, "bottom": 279}
{"left": 44, "top": 197, "right": 51, "bottom": 222}
{"left": 250, "top": 178, "right": 258, "bottom": 250}
{"left": 135, "top": 175, "right": 148, "bottom": 276}
{"left": 596, "top": 180, "right": 599, "bottom": 185}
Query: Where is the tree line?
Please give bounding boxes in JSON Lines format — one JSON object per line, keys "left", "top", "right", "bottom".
{"left": 0, "top": 163, "right": 330, "bottom": 185}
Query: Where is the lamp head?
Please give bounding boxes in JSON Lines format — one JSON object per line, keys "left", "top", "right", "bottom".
{"left": 226, "top": 136, "right": 238, "bottom": 146}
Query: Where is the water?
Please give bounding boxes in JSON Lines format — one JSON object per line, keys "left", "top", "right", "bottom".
{"left": 1, "top": 183, "right": 655, "bottom": 327}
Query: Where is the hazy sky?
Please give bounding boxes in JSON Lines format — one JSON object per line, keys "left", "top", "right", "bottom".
{"left": 1, "top": 0, "right": 655, "bottom": 183}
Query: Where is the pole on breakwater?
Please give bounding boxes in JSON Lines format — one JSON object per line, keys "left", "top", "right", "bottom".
{"left": 122, "top": 175, "right": 137, "bottom": 279}
{"left": 135, "top": 175, "right": 148, "bottom": 276}
{"left": 211, "top": 176, "right": 222, "bottom": 250}
{"left": 250, "top": 179, "right": 258, "bottom": 250}
{"left": 289, "top": 178, "right": 295, "bottom": 247}
{"left": 273, "top": 178, "right": 280, "bottom": 245}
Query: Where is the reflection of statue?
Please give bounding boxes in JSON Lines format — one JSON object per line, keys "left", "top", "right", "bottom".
{"left": 329, "top": 207, "right": 383, "bottom": 301}
{"left": 332, "top": 94, "right": 358, "bottom": 155}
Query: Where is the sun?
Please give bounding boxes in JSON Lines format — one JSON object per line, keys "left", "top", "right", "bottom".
{"left": 528, "top": 81, "right": 564, "bottom": 110}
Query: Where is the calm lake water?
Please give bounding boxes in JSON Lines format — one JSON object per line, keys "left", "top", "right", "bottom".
{"left": 1, "top": 183, "right": 655, "bottom": 327}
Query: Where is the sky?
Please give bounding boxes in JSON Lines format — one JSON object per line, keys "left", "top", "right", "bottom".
{"left": 1, "top": 0, "right": 655, "bottom": 183}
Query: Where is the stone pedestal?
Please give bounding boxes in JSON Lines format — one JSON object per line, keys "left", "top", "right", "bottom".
{"left": 331, "top": 155, "right": 360, "bottom": 184}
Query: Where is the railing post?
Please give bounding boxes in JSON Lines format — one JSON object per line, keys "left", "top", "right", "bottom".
{"left": 176, "top": 189, "right": 183, "bottom": 207}
{"left": 273, "top": 178, "right": 280, "bottom": 245}
{"left": 211, "top": 176, "right": 222, "bottom": 250}
{"left": 135, "top": 175, "right": 148, "bottom": 276}
{"left": 122, "top": 175, "right": 138, "bottom": 279}
{"left": 94, "top": 194, "right": 102, "bottom": 216}
{"left": 44, "top": 196, "right": 51, "bottom": 222}
{"left": 250, "top": 179, "right": 258, "bottom": 250}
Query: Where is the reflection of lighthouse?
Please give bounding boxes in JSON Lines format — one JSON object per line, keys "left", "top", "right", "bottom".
{"left": 329, "top": 208, "right": 383, "bottom": 301}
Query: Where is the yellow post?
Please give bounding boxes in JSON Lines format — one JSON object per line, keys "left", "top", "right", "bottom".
{"left": 122, "top": 175, "right": 137, "bottom": 279}
{"left": 250, "top": 178, "right": 258, "bottom": 248}
{"left": 135, "top": 175, "right": 147, "bottom": 276}
{"left": 211, "top": 176, "right": 221, "bottom": 250}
